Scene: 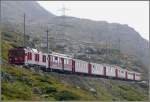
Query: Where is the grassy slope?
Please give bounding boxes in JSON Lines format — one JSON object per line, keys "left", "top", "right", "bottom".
{"left": 1, "top": 63, "right": 148, "bottom": 101}
{"left": 1, "top": 64, "right": 96, "bottom": 101}
{"left": 1, "top": 31, "right": 149, "bottom": 101}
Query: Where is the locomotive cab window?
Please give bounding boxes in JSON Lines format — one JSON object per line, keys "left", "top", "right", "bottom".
{"left": 9, "top": 49, "right": 25, "bottom": 57}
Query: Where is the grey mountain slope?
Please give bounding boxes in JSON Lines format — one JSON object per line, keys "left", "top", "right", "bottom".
{"left": 1, "top": 1, "right": 54, "bottom": 24}
{"left": 1, "top": 1, "right": 149, "bottom": 71}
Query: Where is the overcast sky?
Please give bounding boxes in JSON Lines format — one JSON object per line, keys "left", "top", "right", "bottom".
{"left": 38, "top": 1, "right": 149, "bottom": 41}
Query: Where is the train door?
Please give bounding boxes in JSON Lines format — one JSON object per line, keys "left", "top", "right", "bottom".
{"left": 88, "top": 63, "right": 92, "bottom": 74}
{"left": 133, "top": 73, "right": 135, "bottom": 80}
{"left": 115, "top": 68, "right": 118, "bottom": 78}
{"left": 103, "top": 66, "right": 106, "bottom": 76}
{"left": 48, "top": 55, "right": 51, "bottom": 68}
{"left": 61, "top": 58, "right": 64, "bottom": 71}
{"left": 72, "top": 60, "right": 75, "bottom": 73}
{"left": 125, "top": 71, "right": 128, "bottom": 79}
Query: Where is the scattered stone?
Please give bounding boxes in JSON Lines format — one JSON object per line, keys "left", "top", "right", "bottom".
{"left": 90, "top": 88, "right": 96, "bottom": 93}
{"left": 32, "top": 87, "right": 42, "bottom": 94}
{"left": 76, "top": 86, "right": 80, "bottom": 89}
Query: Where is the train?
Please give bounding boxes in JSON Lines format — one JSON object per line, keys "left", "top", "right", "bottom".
{"left": 8, "top": 47, "right": 141, "bottom": 81}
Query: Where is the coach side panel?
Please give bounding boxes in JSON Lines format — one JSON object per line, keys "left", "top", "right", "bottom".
{"left": 63, "top": 58, "right": 73, "bottom": 71}
{"left": 106, "top": 66, "right": 116, "bottom": 77}
{"left": 91, "top": 63, "right": 104, "bottom": 76}
{"left": 75, "top": 60, "right": 88, "bottom": 74}
{"left": 49, "top": 55, "right": 63, "bottom": 70}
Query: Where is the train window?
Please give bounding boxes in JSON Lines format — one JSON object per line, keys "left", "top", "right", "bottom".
{"left": 10, "top": 50, "right": 24, "bottom": 57}
{"left": 54, "top": 57, "right": 58, "bottom": 63}
{"left": 53, "top": 56, "right": 55, "bottom": 62}
{"left": 34, "top": 54, "right": 36, "bottom": 61}
{"left": 37, "top": 54, "right": 39, "bottom": 61}
{"left": 30, "top": 53, "right": 32, "bottom": 60}
{"left": 42, "top": 55, "right": 46, "bottom": 62}
{"left": 59, "top": 58, "right": 61, "bottom": 63}
{"left": 55, "top": 57, "right": 58, "bottom": 60}
{"left": 58, "top": 58, "right": 59, "bottom": 63}
{"left": 27, "top": 52, "right": 30, "bottom": 60}
{"left": 35, "top": 54, "right": 39, "bottom": 61}
{"left": 128, "top": 73, "right": 131, "bottom": 75}
{"left": 66, "top": 59, "right": 69, "bottom": 64}
{"left": 64, "top": 59, "right": 66, "bottom": 64}
{"left": 60, "top": 58, "right": 61, "bottom": 63}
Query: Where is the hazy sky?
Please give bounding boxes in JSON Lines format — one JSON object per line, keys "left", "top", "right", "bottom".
{"left": 38, "top": 1, "right": 149, "bottom": 40}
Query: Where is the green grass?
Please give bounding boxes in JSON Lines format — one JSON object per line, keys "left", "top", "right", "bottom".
{"left": 118, "top": 85, "right": 148, "bottom": 101}
{"left": 2, "top": 81, "right": 32, "bottom": 100}
{"left": 1, "top": 64, "right": 95, "bottom": 101}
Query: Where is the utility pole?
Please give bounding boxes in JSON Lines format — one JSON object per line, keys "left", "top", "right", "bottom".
{"left": 118, "top": 38, "right": 120, "bottom": 54}
{"left": 46, "top": 28, "right": 49, "bottom": 53}
{"left": 0, "top": 0, "right": 1, "bottom": 42}
{"left": 118, "top": 38, "right": 121, "bottom": 64}
{"left": 0, "top": 0, "right": 1, "bottom": 24}
{"left": 108, "top": 37, "right": 111, "bottom": 56}
{"left": 106, "top": 39, "right": 108, "bottom": 58}
{"left": 23, "top": 13, "right": 26, "bottom": 47}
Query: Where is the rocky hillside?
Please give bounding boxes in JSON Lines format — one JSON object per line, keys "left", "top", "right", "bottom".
{"left": 1, "top": 27, "right": 149, "bottom": 101}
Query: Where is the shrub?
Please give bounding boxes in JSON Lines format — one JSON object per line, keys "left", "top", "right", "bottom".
{"left": 55, "top": 90, "right": 79, "bottom": 101}
{"left": 2, "top": 81, "right": 32, "bottom": 100}
{"left": 45, "top": 86, "right": 57, "bottom": 94}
